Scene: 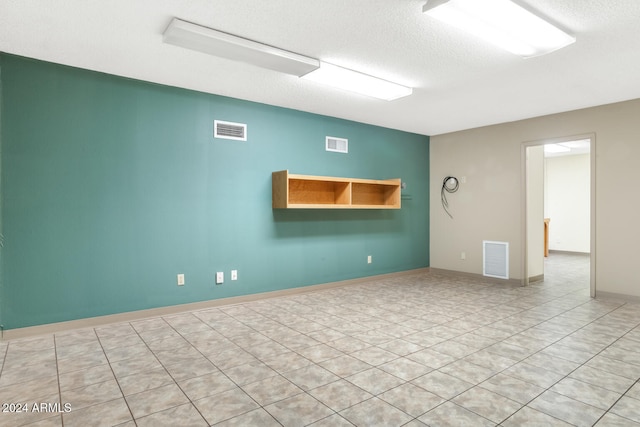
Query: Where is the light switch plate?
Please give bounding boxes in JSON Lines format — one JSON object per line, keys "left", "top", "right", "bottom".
{"left": 216, "top": 272, "right": 224, "bottom": 284}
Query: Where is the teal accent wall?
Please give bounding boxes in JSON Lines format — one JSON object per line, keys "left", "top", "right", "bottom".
{"left": 0, "top": 54, "right": 429, "bottom": 330}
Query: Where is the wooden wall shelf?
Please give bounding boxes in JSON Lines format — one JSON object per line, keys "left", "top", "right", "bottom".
{"left": 272, "top": 170, "right": 401, "bottom": 209}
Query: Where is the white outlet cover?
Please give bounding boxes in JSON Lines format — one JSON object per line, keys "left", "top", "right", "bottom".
{"left": 231, "top": 270, "right": 238, "bottom": 280}
{"left": 216, "top": 272, "right": 224, "bottom": 284}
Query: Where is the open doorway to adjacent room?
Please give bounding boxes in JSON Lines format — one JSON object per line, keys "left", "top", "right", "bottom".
{"left": 522, "top": 135, "right": 595, "bottom": 296}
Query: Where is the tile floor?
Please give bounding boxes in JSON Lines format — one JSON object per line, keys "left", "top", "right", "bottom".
{"left": 1, "top": 253, "right": 639, "bottom": 426}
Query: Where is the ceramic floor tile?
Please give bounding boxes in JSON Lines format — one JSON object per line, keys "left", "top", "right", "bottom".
{"left": 378, "top": 357, "right": 433, "bottom": 381}
{"left": 265, "top": 392, "right": 334, "bottom": 427}
{"left": 379, "top": 382, "right": 445, "bottom": 417}
{"left": 214, "top": 408, "right": 282, "bottom": 427}
{"left": 611, "top": 396, "right": 640, "bottom": 423}
{"left": 281, "top": 364, "right": 340, "bottom": 392}
{"left": 411, "top": 370, "right": 474, "bottom": 399}
{"left": 586, "top": 355, "right": 640, "bottom": 380}
{"left": 595, "top": 412, "right": 640, "bottom": 426}
{"left": 58, "top": 364, "right": 114, "bottom": 392}
{"left": 405, "top": 348, "right": 457, "bottom": 369}
{"left": 125, "top": 382, "right": 189, "bottom": 419}
{"left": 418, "top": 401, "right": 496, "bottom": 427}
{"left": 0, "top": 375, "right": 60, "bottom": 403}
{"left": 349, "top": 346, "right": 398, "bottom": 366}
{"left": 0, "top": 361, "right": 55, "bottom": 389}
{"left": 318, "top": 354, "right": 371, "bottom": 377}
{"left": 61, "top": 397, "right": 132, "bottom": 427}
{"left": 109, "top": 353, "right": 162, "bottom": 379}
{"left": 479, "top": 373, "right": 545, "bottom": 404}
{"left": 221, "top": 361, "right": 278, "bottom": 386}
{"left": 346, "top": 368, "right": 405, "bottom": 395}
{"left": 502, "top": 361, "right": 565, "bottom": 388}
{"left": 307, "top": 413, "right": 356, "bottom": 427}
{"left": 524, "top": 352, "right": 581, "bottom": 376}
{"left": 178, "top": 371, "right": 237, "bottom": 401}
{"left": 134, "top": 402, "right": 207, "bottom": 427}
{"left": 376, "top": 338, "right": 424, "bottom": 356}
{"left": 438, "top": 359, "right": 497, "bottom": 384}
{"left": 463, "top": 350, "right": 518, "bottom": 372}
{"left": 570, "top": 365, "right": 636, "bottom": 393}
{"left": 502, "top": 406, "right": 574, "bottom": 427}
{"left": 262, "top": 351, "right": 312, "bottom": 373}
{"left": 241, "top": 374, "right": 304, "bottom": 406}
{"left": 61, "top": 379, "right": 123, "bottom": 411}
{"left": 452, "top": 386, "right": 523, "bottom": 424}
{"left": 193, "top": 388, "right": 259, "bottom": 425}
{"left": 116, "top": 367, "right": 175, "bottom": 396}
{"left": 550, "top": 377, "right": 622, "bottom": 410}
{"left": 165, "top": 356, "right": 219, "bottom": 381}
{"left": 340, "top": 397, "right": 412, "bottom": 427}
{"left": 309, "top": 379, "right": 373, "bottom": 411}
{"left": 529, "top": 390, "right": 605, "bottom": 427}
{"left": 627, "top": 383, "right": 640, "bottom": 400}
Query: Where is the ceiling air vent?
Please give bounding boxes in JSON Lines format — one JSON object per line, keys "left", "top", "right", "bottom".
{"left": 326, "top": 136, "right": 348, "bottom": 153}
{"left": 214, "top": 120, "right": 247, "bottom": 141}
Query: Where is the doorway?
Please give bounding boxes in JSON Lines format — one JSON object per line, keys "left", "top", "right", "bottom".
{"left": 521, "top": 135, "right": 595, "bottom": 297}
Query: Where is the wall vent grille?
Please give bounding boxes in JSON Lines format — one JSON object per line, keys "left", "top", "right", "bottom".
{"left": 326, "top": 136, "right": 348, "bottom": 153}
{"left": 483, "top": 240, "right": 509, "bottom": 279}
{"left": 214, "top": 120, "right": 247, "bottom": 141}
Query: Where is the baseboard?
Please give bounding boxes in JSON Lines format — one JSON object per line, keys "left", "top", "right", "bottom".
{"left": 548, "top": 250, "right": 590, "bottom": 256}
{"left": 428, "top": 268, "right": 521, "bottom": 286}
{"left": 1, "top": 268, "right": 430, "bottom": 341}
{"left": 528, "top": 274, "right": 544, "bottom": 283}
{"left": 595, "top": 291, "right": 640, "bottom": 304}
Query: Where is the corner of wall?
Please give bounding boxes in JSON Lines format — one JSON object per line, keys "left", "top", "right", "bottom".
{"left": 0, "top": 54, "right": 5, "bottom": 332}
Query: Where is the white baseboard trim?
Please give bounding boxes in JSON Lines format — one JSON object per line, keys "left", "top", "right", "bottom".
{"left": 2, "top": 268, "right": 430, "bottom": 341}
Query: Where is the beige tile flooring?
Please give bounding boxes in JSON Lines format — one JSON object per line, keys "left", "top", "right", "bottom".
{"left": 1, "top": 253, "right": 639, "bottom": 426}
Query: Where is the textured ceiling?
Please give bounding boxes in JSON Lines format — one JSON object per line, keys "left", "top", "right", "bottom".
{"left": 1, "top": 0, "right": 640, "bottom": 135}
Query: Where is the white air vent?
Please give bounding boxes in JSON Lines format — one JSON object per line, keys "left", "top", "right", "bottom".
{"left": 214, "top": 120, "right": 247, "bottom": 141}
{"left": 483, "top": 241, "right": 509, "bottom": 279}
{"left": 326, "top": 136, "right": 348, "bottom": 153}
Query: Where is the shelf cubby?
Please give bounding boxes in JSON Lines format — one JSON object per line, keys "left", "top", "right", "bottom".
{"left": 272, "top": 170, "right": 401, "bottom": 209}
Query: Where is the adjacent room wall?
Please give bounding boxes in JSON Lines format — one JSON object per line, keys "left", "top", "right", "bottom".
{"left": 430, "top": 98, "right": 640, "bottom": 299}
{"left": 544, "top": 153, "right": 590, "bottom": 253}
{"left": 526, "top": 145, "right": 544, "bottom": 280}
{"left": 0, "top": 54, "right": 430, "bottom": 329}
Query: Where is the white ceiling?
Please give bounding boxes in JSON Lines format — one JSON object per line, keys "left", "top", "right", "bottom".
{"left": 2, "top": 0, "right": 640, "bottom": 136}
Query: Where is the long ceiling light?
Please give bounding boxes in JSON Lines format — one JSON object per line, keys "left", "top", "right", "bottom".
{"left": 422, "top": 0, "right": 576, "bottom": 58}
{"left": 301, "top": 62, "right": 413, "bottom": 101}
{"left": 163, "top": 18, "right": 319, "bottom": 76}
{"left": 163, "top": 18, "right": 413, "bottom": 101}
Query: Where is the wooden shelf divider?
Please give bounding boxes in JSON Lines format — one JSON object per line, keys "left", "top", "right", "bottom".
{"left": 272, "top": 170, "right": 401, "bottom": 209}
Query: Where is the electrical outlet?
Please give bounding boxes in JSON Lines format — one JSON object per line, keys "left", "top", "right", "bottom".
{"left": 367, "top": 255, "right": 372, "bottom": 264}
{"left": 231, "top": 270, "right": 238, "bottom": 281}
{"left": 461, "top": 252, "right": 466, "bottom": 260}
{"left": 177, "top": 274, "right": 185, "bottom": 286}
{"left": 216, "top": 272, "right": 224, "bottom": 284}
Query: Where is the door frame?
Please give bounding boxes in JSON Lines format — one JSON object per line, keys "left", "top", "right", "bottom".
{"left": 520, "top": 133, "right": 596, "bottom": 297}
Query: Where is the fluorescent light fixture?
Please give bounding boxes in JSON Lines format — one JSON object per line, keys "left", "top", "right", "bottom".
{"left": 544, "top": 144, "right": 571, "bottom": 154}
{"left": 163, "top": 18, "right": 319, "bottom": 76}
{"left": 301, "top": 62, "right": 413, "bottom": 101}
{"left": 423, "top": 0, "right": 576, "bottom": 57}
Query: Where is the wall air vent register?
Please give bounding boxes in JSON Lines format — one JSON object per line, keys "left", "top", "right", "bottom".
{"left": 214, "top": 120, "right": 247, "bottom": 141}
{"left": 326, "top": 136, "right": 348, "bottom": 153}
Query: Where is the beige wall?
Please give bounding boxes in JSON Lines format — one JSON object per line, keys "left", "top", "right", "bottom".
{"left": 430, "top": 98, "right": 640, "bottom": 299}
